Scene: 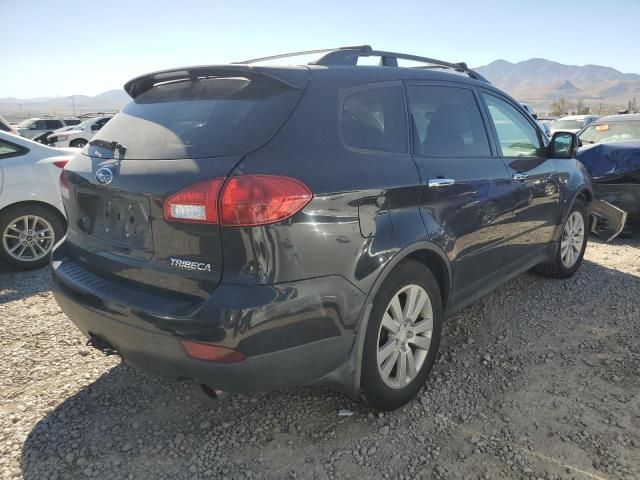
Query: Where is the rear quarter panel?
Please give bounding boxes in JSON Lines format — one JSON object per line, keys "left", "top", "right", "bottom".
{"left": 0, "top": 147, "right": 65, "bottom": 215}
{"left": 219, "top": 70, "right": 429, "bottom": 299}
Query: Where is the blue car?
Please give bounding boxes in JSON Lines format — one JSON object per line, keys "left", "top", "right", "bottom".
{"left": 577, "top": 114, "right": 640, "bottom": 224}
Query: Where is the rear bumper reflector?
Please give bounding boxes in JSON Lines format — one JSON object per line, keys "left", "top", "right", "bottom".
{"left": 181, "top": 340, "right": 246, "bottom": 363}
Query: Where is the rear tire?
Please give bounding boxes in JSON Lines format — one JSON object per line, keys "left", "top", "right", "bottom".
{"left": 0, "top": 204, "right": 65, "bottom": 270}
{"left": 360, "top": 260, "right": 443, "bottom": 411}
{"left": 535, "top": 199, "right": 588, "bottom": 278}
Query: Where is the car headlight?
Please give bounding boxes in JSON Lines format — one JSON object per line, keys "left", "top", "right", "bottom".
{"left": 57, "top": 134, "right": 69, "bottom": 141}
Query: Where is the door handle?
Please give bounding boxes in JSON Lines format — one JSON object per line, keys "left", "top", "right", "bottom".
{"left": 512, "top": 173, "right": 528, "bottom": 182}
{"left": 428, "top": 178, "right": 456, "bottom": 187}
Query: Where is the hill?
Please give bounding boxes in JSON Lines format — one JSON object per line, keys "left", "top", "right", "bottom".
{"left": 0, "top": 90, "right": 130, "bottom": 122}
{"left": 475, "top": 58, "right": 640, "bottom": 115}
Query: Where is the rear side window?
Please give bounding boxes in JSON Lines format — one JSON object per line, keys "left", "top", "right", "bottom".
{"left": 0, "top": 140, "right": 25, "bottom": 158}
{"left": 86, "top": 77, "right": 302, "bottom": 160}
{"left": 340, "top": 84, "right": 407, "bottom": 154}
{"left": 65, "top": 119, "right": 81, "bottom": 126}
{"left": 408, "top": 85, "right": 490, "bottom": 157}
{"left": 483, "top": 94, "right": 542, "bottom": 157}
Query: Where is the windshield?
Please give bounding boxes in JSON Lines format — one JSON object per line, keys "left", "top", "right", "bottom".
{"left": 75, "top": 119, "right": 95, "bottom": 130}
{"left": 579, "top": 120, "right": 640, "bottom": 144}
{"left": 551, "top": 120, "right": 583, "bottom": 130}
{"left": 16, "top": 119, "right": 34, "bottom": 128}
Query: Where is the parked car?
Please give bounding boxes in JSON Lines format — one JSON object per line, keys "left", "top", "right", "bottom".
{"left": 0, "top": 131, "right": 71, "bottom": 269}
{"left": 520, "top": 102, "right": 537, "bottom": 119}
{"left": 0, "top": 115, "right": 18, "bottom": 136}
{"left": 577, "top": 114, "right": 640, "bottom": 226}
{"left": 550, "top": 115, "right": 599, "bottom": 135}
{"left": 538, "top": 120, "right": 552, "bottom": 137}
{"left": 52, "top": 46, "right": 593, "bottom": 410}
{"left": 15, "top": 117, "right": 81, "bottom": 140}
{"left": 47, "top": 116, "right": 113, "bottom": 148}
{"left": 579, "top": 113, "right": 640, "bottom": 145}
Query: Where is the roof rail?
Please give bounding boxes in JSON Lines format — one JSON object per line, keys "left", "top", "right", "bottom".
{"left": 235, "top": 45, "right": 490, "bottom": 83}
{"left": 76, "top": 111, "right": 118, "bottom": 118}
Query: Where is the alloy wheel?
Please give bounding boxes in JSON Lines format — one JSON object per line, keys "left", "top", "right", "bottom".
{"left": 2, "top": 215, "right": 55, "bottom": 262}
{"left": 560, "top": 211, "right": 585, "bottom": 268}
{"left": 376, "top": 284, "right": 433, "bottom": 389}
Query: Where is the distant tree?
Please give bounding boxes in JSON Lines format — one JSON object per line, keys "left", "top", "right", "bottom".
{"left": 550, "top": 98, "right": 568, "bottom": 117}
{"left": 628, "top": 98, "right": 638, "bottom": 113}
{"left": 575, "top": 99, "right": 590, "bottom": 115}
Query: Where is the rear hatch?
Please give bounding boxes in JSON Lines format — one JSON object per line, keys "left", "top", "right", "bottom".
{"left": 61, "top": 66, "right": 309, "bottom": 300}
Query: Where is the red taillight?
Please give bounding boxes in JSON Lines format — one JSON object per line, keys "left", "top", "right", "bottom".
{"left": 164, "top": 175, "right": 312, "bottom": 226}
{"left": 220, "top": 175, "right": 312, "bottom": 226}
{"left": 164, "top": 178, "right": 224, "bottom": 224}
{"left": 181, "top": 340, "right": 246, "bottom": 363}
{"left": 53, "top": 160, "right": 69, "bottom": 169}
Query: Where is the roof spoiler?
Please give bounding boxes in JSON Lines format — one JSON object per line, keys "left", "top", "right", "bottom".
{"left": 124, "top": 66, "right": 310, "bottom": 99}
{"left": 235, "top": 45, "right": 490, "bottom": 84}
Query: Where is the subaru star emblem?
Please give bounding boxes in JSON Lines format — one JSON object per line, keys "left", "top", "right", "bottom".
{"left": 95, "top": 167, "right": 114, "bottom": 185}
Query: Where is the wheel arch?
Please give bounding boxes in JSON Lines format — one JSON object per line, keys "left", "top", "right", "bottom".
{"left": 345, "top": 241, "right": 452, "bottom": 397}
{"left": 0, "top": 200, "right": 67, "bottom": 230}
{"left": 554, "top": 185, "right": 593, "bottom": 242}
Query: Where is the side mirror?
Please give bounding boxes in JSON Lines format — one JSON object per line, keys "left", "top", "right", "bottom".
{"left": 532, "top": 113, "right": 538, "bottom": 120}
{"left": 549, "top": 131, "right": 578, "bottom": 158}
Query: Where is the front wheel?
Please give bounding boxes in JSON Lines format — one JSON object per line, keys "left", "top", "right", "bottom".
{"left": 536, "top": 199, "right": 588, "bottom": 278}
{"left": 360, "top": 260, "right": 443, "bottom": 411}
{"left": 69, "top": 139, "right": 87, "bottom": 148}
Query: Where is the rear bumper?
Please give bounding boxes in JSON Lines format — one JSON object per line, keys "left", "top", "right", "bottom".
{"left": 51, "top": 240, "right": 363, "bottom": 393}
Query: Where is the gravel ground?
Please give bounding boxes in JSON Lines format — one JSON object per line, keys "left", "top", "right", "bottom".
{"left": 1, "top": 234, "right": 639, "bottom": 480}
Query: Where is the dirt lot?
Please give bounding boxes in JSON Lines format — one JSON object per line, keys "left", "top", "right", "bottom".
{"left": 1, "top": 235, "right": 639, "bottom": 480}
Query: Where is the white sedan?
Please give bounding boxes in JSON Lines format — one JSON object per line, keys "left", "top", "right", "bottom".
{"left": 0, "top": 131, "right": 73, "bottom": 270}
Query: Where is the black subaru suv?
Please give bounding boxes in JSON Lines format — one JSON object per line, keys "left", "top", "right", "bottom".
{"left": 52, "top": 46, "right": 592, "bottom": 410}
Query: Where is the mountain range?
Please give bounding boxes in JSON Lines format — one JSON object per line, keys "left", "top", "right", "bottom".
{"left": 1, "top": 58, "right": 639, "bottom": 119}
{"left": 475, "top": 58, "right": 640, "bottom": 114}
{"left": 0, "top": 90, "right": 131, "bottom": 122}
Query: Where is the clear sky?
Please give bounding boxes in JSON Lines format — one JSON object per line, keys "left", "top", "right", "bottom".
{"left": 2, "top": 0, "right": 638, "bottom": 98}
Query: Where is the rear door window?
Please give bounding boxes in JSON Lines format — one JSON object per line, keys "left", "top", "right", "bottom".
{"left": 45, "top": 120, "right": 63, "bottom": 129}
{"left": 340, "top": 83, "right": 407, "bottom": 154}
{"left": 86, "top": 76, "right": 303, "bottom": 160}
{"left": 407, "top": 85, "right": 491, "bottom": 157}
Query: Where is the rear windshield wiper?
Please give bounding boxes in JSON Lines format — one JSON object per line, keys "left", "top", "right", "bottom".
{"left": 89, "top": 139, "right": 127, "bottom": 155}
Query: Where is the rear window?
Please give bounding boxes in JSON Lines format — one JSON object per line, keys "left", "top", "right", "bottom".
{"left": 0, "top": 116, "right": 11, "bottom": 132}
{"left": 65, "top": 119, "right": 81, "bottom": 126}
{"left": 85, "top": 77, "right": 302, "bottom": 160}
